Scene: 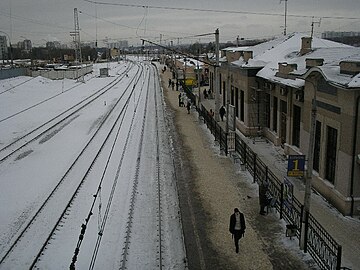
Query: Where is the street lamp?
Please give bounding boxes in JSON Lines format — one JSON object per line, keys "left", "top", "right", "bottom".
{"left": 190, "top": 59, "right": 201, "bottom": 108}
{"left": 214, "top": 28, "right": 220, "bottom": 122}
{"left": 0, "top": 31, "right": 13, "bottom": 66}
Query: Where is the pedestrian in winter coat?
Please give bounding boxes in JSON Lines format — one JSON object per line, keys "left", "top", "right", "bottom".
{"left": 229, "top": 208, "right": 246, "bottom": 253}
{"left": 259, "top": 181, "right": 270, "bottom": 215}
{"left": 203, "top": 89, "right": 208, "bottom": 99}
{"left": 186, "top": 100, "right": 191, "bottom": 114}
{"left": 219, "top": 106, "right": 226, "bottom": 121}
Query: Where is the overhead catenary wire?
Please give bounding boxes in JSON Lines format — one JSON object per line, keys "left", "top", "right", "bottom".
{"left": 83, "top": 0, "right": 360, "bottom": 20}
{"left": 141, "top": 37, "right": 216, "bottom": 67}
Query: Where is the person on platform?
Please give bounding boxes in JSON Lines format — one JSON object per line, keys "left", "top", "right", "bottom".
{"left": 229, "top": 208, "right": 246, "bottom": 253}
{"left": 219, "top": 106, "right": 226, "bottom": 121}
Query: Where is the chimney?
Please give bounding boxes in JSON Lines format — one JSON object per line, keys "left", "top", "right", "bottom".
{"left": 340, "top": 61, "right": 360, "bottom": 75}
{"left": 243, "top": 51, "right": 253, "bottom": 62}
{"left": 306, "top": 58, "right": 324, "bottom": 68}
{"left": 300, "top": 37, "right": 312, "bottom": 55}
{"left": 278, "top": 62, "right": 297, "bottom": 75}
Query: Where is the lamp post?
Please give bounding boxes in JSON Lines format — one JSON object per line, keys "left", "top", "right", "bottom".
{"left": 0, "top": 31, "right": 13, "bottom": 67}
{"left": 300, "top": 78, "right": 317, "bottom": 251}
{"left": 214, "top": 28, "right": 220, "bottom": 122}
{"left": 197, "top": 60, "right": 201, "bottom": 108}
{"left": 190, "top": 59, "right": 201, "bottom": 108}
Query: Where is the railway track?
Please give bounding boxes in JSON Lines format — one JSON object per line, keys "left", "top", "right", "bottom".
{"left": 0, "top": 61, "right": 186, "bottom": 269}
{"left": 0, "top": 62, "right": 146, "bottom": 269}
{"left": 0, "top": 62, "right": 135, "bottom": 163}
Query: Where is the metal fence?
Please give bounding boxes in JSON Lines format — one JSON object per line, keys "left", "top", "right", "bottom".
{"left": 197, "top": 104, "right": 343, "bottom": 270}
{"left": 0, "top": 67, "right": 26, "bottom": 80}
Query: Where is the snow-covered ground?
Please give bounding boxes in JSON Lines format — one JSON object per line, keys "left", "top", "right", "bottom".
{"left": 0, "top": 60, "right": 186, "bottom": 269}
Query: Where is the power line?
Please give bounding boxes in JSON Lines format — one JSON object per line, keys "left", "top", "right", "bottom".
{"left": 83, "top": 0, "right": 360, "bottom": 20}
{"left": 79, "top": 10, "right": 213, "bottom": 44}
{"left": 0, "top": 11, "right": 73, "bottom": 31}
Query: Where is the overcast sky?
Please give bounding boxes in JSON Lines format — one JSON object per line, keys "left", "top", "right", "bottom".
{"left": 1, "top": 0, "right": 360, "bottom": 47}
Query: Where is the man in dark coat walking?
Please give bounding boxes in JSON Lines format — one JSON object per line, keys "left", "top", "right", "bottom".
{"left": 219, "top": 106, "right": 226, "bottom": 121}
{"left": 229, "top": 208, "right": 246, "bottom": 253}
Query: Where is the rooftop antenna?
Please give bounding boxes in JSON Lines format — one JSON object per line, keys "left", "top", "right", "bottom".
{"left": 311, "top": 17, "right": 321, "bottom": 38}
{"left": 280, "top": 0, "right": 288, "bottom": 36}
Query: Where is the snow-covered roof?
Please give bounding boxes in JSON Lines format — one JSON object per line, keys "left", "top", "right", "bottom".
{"left": 222, "top": 46, "right": 249, "bottom": 52}
{"left": 233, "top": 33, "right": 351, "bottom": 68}
{"left": 177, "top": 57, "right": 204, "bottom": 68}
{"left": 258, "top": 47, "right": 360, "bottom": 88}
{"left": 304, "top": 60, "right": 360, "bottom": 89}
{"left": 229, "top": 32, "right": 359, "bottom": 88}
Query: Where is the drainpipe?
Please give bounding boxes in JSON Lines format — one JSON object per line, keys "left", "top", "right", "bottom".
{"left": 350, "top": 95, "right": 360, "bottom": 216}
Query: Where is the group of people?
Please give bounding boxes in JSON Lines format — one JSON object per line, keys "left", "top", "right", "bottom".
{"left": 168, "top": 79, "right": 176, "bottom": 90}
{"left": 203, "top": 88, "right": 212, "bottom": 99}
{"left": 178, "top": 92, "right": 191, "bottom": 114}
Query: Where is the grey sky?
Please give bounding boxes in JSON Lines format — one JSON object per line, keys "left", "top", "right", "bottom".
{"left": 1, "top": 0, "right": 359, "bottom": 46}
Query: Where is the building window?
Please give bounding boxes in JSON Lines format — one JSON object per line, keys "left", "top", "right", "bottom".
{"left": 280, "top": 100, "right": 287, "bottom": 144}
{"left": 219, "top": 74, "right": 222, "bottom": 94}
{"left": 273, "top": 96, "right": 278, "bottom": 132}
{"left": 222, "top": 81, "right": 226, "bottom": 106}
{"left": 325, "top": 126, "right": 337, "bottom": 183}
{"left": 313, "top": 121, "right": 321, "bottom": 172}
{"left": 235, "top": 87, "right": 239, "bottom": 118}
{"left": 265, "top": 93, "right": 270, "bottom": 128}
{"left": 231, "top": 86, "right": 234, "bottom": 105}
{"left": 240, "top": 90, "right": 244, "bottom": 121}
{"left": 292, "top": 105, "right": 301, "bottom": 147}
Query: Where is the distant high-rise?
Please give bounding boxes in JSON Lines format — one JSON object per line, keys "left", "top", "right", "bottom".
{"left": 0, "top": 36, "right": 8, "bottom": 60}
{"left": 107, "top": 40, "right": 129, "bottom": 49}
{"left": 322, "top": 31, "right": 360, "bottom": 39}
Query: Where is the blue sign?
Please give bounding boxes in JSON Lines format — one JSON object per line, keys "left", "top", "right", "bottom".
{"left": 287, "top": 155, "right": 305, "bottom": 177}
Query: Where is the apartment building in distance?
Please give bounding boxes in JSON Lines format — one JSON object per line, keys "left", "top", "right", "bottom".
{"left": 0, "top": 36, "right": 9, "bottom": 61}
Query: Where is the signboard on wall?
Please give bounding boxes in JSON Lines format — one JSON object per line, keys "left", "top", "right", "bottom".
{"left": 287, "top": 155, "right": 305, "bottom": 177}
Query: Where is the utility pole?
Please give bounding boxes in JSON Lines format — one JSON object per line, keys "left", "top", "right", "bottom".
{"left": 300, "top": 80, "right": 317, "bottom": 251}
{"left": 214, "top": 28, "right": 220, "bottom": 122}
{"left": 310, "top": 17, "right": 321, "bottom": 38}
{"left": 197, "top": 48, "right": 201, "bottom": 108}
{"left": 226, "top": 63, "right": 230, "bottom": 133}
{"left": 73, "top": 8, "right": 84, "bottom": 82}
{"left": 280, "top": 0, "right": 288, "bottom": 36}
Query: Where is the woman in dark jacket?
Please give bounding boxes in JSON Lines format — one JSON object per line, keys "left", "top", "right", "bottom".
{"left": 229, "top": 208, "right": 246, "bottom": 253}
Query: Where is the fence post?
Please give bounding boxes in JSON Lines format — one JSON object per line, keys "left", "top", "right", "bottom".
{"left": 299, "top": 205, "right": 304, "bottom": 249}
{"left": 304, "top": 211, "right": 309, "bottom": 253}
{"left": 225, "top": 132, "right": 228, "bottom": 156}
{"left": 243, "top": 142, "right": 247, "bottom": 167}
{"left": 253, "top": 153, "right": 257, "bottom": 183}
{"left": 280, "top": 183, "right": 284, "bottom": 219}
